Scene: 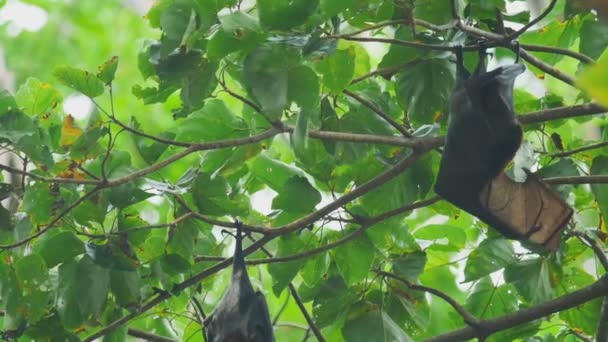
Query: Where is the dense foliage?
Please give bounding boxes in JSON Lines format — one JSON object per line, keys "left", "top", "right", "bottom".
{"left": 0, "top": 0, "right": 608, "bottom": 341}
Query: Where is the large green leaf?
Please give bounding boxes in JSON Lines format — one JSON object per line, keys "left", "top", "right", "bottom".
{"left": 504, "top": 258, "right": 554, "bottom": 304}
{"left": 272, "top": 176, "right": 321, "bottom": 213}
{"left": 392, "top": 251, "right": 427, "bottom": 281}
{"left": 342, "top": 308, "right": 412, "bottom": 342}
{"left": 34, "top": 231, "right": 85, "bottom": 268}
{"left": 267, "top": 232, "right": 307, "bottom": 295}
{"left": 14, "top": 253, "right": 48, "bottom": 288}
{"left": 176, "top": 99, "right": 248, "bottom": 142}
{"left": 395, "top": 58, "right": 454, "bottom": 126}
{"left": 580, "top": 18, "right": 608, "bottom": 60}
{"left": 15, "top": 77, "right": 62, "bottom": 116}
{"left": 331, "top": 230, "right": 376, "bottom": 285}
{"left": 463, "top": 238, "right": 517, "bottom": 282}
{"left": 316, "top": 47, "right": 356, "bottom": 95}
{"left": 192, "top": 172, "right": 249, "bottom": 216}
{"left": 413, "top": 224, "right": 466, "bottom": 252}
{"left": 23, "top": 183, "right": 54, "bottom": 225}
{"left": 577, "top": 50, "right": 608, "bottom": 107}
{"left": 53, "top": 66, "right": 105, "bottom": 98}
{"left": 312, "top": 276, "right": 353, "bottom": 328}
{"left": 207, "top": 11, "right": 264, "bottom": 60}
{"left": 110, "top": 270, "right": 140, "bottom": 308}
{"left": 242, "top": 44, "right": 289, "bottom": 120}
{"left": 57, "top": 257, "right": 110, "bottom": 330}
{"left": 258, "top": 0, "right": 319, "bottom": 30}
{"left": 590, "top": 155, "right": 608, "bottom": 220}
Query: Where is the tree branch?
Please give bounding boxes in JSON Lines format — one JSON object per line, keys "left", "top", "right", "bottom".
{"left": 550, "top": 141, "right": 608, "bottom": 158}
{"left": 544, "top": 175, "right": 608, "bottom": 185}
{"left": 426, "top": 276, "right": 608, "bottom": 342}
{"left": 127, "top": 328, "right": 176, "bottom": 342}
{"left": 505, "top": 0, "right": 558, "bottom": 40}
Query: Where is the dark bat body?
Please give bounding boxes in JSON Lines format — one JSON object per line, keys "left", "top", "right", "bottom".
{"left": 205, "top": 223, "right": 275, "bottom": 342}
{"left": 434, "top": 46, "right": 572, "bottom": 249}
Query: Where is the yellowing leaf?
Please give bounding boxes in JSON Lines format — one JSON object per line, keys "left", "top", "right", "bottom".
{"left": 60, "top": 115, "right": 83, "bottom": 147}
{"left": 577, "top": 50, "right": 608, "bottom": 106}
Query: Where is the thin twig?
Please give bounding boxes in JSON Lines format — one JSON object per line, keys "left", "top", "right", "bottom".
{"left": 376, "top": 270, "right": 481, "bottom": 328}
{"left": 505, "top": 0, "right": 558, "bottom": 40}
{"left": 550, "top": 141, "right": 608, "bottom": 158}
{"left": 127, "top": 328, "right": 176, "bottom": 342}
{"left": 0, "top": 186, "right": 101, "bottom": 249}
{"left": 544, "top": 175, "right": 608, "bottom": 185}
{"left": 343, "top": 89, "right": 412, "bottom": 137}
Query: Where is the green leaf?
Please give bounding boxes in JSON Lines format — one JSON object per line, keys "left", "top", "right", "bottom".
{"left": 580, "top": 18, "right": 608, "bottom": 60}
{"left": 179, "top": 58, "right": 218, "bottom": 113}
{"left": 342, "top": 308, "right": 412, "bottom": 342}
{"left": 557, "top": 267, "right": 602, "bottom": 335}
{"left": 97, "top": 56, "right": 119, "bottom": 85}
{"left": 320, "top": 0, "right": 358, "bottom": 17}
{"left": 465, "top": 277, "right": 518, "bottom": 319}
{"left": 257, "top": 0, "right": 319, "bottom": 30}
{"left": 468, "top": 0, "right": 506, "bottom": 17}
{"left": 0, "top": 90, "right": 17, "bottom": 116}
{"left": 14, "top": 253, "right": 48, "bottom": 288}
{"left": 312, "top": 276, "right": 353, "bottom": 328}
{"left": 0, "top": 262, "right": 22, "bottom": 330}
{"left": 392, "top": 251, "right": 427, "bottom": 281}
{"left": 53, "top": 65, "right": 105, "bottom": 98}
{"left": 242, "top": 44, "right": 289, "bottom": 120}
{"left": 167, "top": 218, "right": 199, "bottom": 259}
{"left": 139, "top": 236, "right": 166, "bottom": 262}
{"left": 161, "top": 253, "right": 192, "bottom": 274}
{"left": 249, "top": 155, "right": 301, "bottom": 191}
{"left": 378, "top": 28, "right": 421, "bottom": 69}
{"left": 591, "top": 156, "right": 608, "bottom": 220}
{"left": 207, "top": 12, "right": 263, "bottom": 60}
{"left": 267, "top": 233, "right": 307, "bottom": 295}
{"left": 23, "top": 183, "right": 54, "bottom": 225}
{"left": 414, "top": 0, "right": 454, "bottom": 24}
{"left": 504, "top": 258, "right": 554, "bottom": 304}
{"left": 110, "top": 270, "right": 140, "bottom": 307}
{"left": 331, "top": 231, "right": 375, "bottom": 285}
{"left": 192, "top": 172, "right": 249, "bottom": 216}
{"left": 288, "top": 64, "right": 320, "bottom": 110}
{"left": 463, "top": 238, "right": 517, "bottom": 282}
{"left": 57, "top": 257, "right": 110, "bottom": 330}
{"left": 301, "top": 252, "right": 330, "bottom": 287}
{"left": 577, "top": 50, "right": 608, "bottom": 107}
{"left": 316, "top": 47, "right": 356, "bottom": 95}
{"left": 175, "top": 99, "right": 248, "bottom": 142}
{"left": 395, "top": 58, "right": 453, "bottom": 126}
{"left": 272, "top": 176, "right": 321, "bottom": 213}
{"left": 520, "top": 19, "right": 581, "bottom": 65}
{"left": 35, "top": 231, "right": 85, "bottom": 268}
{"left": 15, "top": 78, "right": 62, "bottom": 116}
{"left": 413, "top": 224, "right": 466, "bottom": 252}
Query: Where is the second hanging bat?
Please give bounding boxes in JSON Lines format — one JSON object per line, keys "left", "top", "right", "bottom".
{"left": 434, "top": 44, "right": 572, "bottom": 249}
{"left": 205, "top": 222, "right": 275, "bottom": 342}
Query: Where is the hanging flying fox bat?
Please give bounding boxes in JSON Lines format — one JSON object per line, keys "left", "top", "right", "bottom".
{"left": 434, "top": 44, "right": 573, "bottom": 250}
{"left": 205, "top": 222, "right": 275, "bottom": 342}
